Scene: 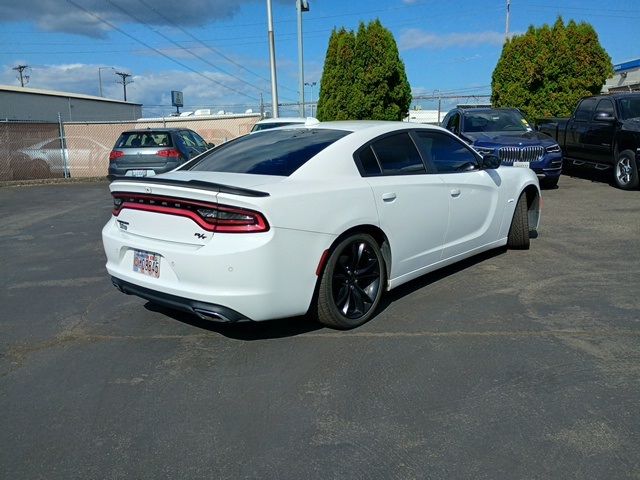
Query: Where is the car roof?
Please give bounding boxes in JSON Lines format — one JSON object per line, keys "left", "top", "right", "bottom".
{"left": 458, "top": 108, "right": 519, "bottom": 114}
{"left": 255, "top": 117, "right": 308, "bottom": 124}
{"left": 120, "top": 128, "right": 191, "bottom": 134}
{"left": 271, "top": 120, "right": 450, "bottom": 135}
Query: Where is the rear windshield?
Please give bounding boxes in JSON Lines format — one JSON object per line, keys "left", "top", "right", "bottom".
{"left": 116, "top": 131, "right": 173, "bottom": 148}
{"left": 188, "top": 128, "right": 350, "bottom": 176}
{"left": 251, "top": 121, "right": 304, "bottom": 132}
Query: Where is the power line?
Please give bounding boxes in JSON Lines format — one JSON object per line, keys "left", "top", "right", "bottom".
{"left": 12, "top": 64, "right": 30, "bottom": 86}
{"left": 135, "top": 0, "right": 296, "bottom": 95}
{"left": 114, "top": 71, "right": 133, "bottom": 101}
{"left": 105, "top": 0, "right": 265, "bottom": 96}
{"left": 64, "top": 0, "right": 260, "bottom": 101}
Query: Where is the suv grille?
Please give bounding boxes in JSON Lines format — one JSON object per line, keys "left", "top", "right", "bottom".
{"left": 499, "top": 146, "right": 544, "bottom": 163}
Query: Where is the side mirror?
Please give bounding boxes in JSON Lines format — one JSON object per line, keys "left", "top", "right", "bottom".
{"left": 594, "top": 111, "right": 615, "bottom": 122}
{"left": 207, "top": 142, "right": 215, "bottom": 148}
{"left": 481, "top": 154, "right": 501, "bottom": 169}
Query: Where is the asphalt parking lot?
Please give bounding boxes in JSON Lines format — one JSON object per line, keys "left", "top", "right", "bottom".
{"left": 1, "top": 172, "right": 639, "bottom": 479}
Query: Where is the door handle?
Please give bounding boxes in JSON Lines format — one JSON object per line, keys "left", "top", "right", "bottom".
{"left": 450, "top": 188, "right": 461, "bottom": 197}
{"left": 382, "top": 192, "right": 397, "bottom": 202}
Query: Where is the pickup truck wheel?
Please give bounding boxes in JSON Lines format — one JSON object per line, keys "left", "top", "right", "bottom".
{"left": 614, "top": 150, "right": 639, "bottom": 190}
{"left": 507, "top": 193, "right": 530, "bottom": 250}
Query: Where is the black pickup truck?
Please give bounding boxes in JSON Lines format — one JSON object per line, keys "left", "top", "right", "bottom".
{"left": 537, "top": 92, "right": 640, "bottom": 189}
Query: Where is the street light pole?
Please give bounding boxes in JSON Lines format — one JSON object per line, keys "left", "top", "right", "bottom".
{"left": 433, "top": 89, "right": 441, "bottom": 124}
{"left": 266, "top": 0, "right": 279, "bottom": 118}
{"left": 296, "top": 0, "right": 309, "bottom": 117}
{"left": 305, "top": 81, "right": 316, "bottom": 116}
{"left": 98, "top": 66, "right": 114, "bottom": 97}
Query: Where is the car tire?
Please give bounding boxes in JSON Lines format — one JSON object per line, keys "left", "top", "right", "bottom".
{"left": 507, "top": 192, "right": 530, "bottom": 250}
{"left": 315, "top": 234, "right": 386, "bottom": 329}
{"left": 539, "top": 176, "right": 559, "bottom": 189}
{"left": 614, "top": 149, "right": 639, "bottom": 190}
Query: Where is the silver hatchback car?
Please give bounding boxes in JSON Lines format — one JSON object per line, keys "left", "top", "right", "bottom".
{"left": 108, "top": 128, "right": 213, "bottom": 179}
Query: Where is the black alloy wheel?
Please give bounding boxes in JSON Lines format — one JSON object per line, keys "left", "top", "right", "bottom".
{"left": 315, "top": 234, "right": 385, "bottom": 329}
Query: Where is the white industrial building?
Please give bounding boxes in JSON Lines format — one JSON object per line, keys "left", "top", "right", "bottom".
{"left": 403, "top": 109, "right": 445, "bottom": 125}
{"left": 0, "top": 85, "right": 142, "bottom": 122}
{"left": 603, "top": 59, "right": 640, "bottom": 93}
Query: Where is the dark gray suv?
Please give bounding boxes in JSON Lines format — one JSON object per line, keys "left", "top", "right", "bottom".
{"left": 108, "top": 128, "right": 212, "bottom": 179}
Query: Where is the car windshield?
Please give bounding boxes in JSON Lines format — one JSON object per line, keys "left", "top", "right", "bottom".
{"left": 251, "top": 122, "right": 304, "bottom": 132}
{"left": 463, "top": 111, "right": 528, "bottom": 133}
{"left": 116, "top": 132, "right": 173, "bottom": 148}
{"left": 618, "top": 97, "right": 640, "bottom": 120}
{"left": 188, "top": 128, "right": 351, "bottom": 176}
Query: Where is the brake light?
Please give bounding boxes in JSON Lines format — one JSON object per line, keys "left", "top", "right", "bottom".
{"left": 109, "top": 150, "right": 124, "bottom": 161}
{"left": 111, "top": 193, "right": 269, "bottom": 233}
{"left": 157, "top": 148, "right": 181, "bottom": 158}
{"left": 196, "top": 205, "right": 269, "bottom": 233}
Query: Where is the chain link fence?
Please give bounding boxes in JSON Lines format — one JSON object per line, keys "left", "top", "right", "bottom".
{"left": 0, "top": 120, "right": 66, "bottom": 181}
{"left": 1, "top": 114, "right": 260, "bottom": 181}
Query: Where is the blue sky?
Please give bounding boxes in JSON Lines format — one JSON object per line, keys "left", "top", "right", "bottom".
{"left": 0, "top": 0, "right": 638, "bottom": 118}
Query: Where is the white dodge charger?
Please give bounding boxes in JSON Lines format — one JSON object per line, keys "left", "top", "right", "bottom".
{"left": 102, "top": 121, "right": 540, "bottom": 329}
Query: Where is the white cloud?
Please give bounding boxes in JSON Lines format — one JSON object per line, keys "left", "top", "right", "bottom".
{"left": 0, "top": 0, "right": 262, "bottom": 38}
{"left": 399, "top": 29, "right": 506, "bottom": 50}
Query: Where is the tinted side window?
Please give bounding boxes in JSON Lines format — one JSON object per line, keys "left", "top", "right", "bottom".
{"left": 414, "top": 131, "right": 478, "bottom": 174}
{"left": 356, "top": 145, "right": 382, "bottom": 176}
{"left": 446, "top": 113, "right": 460, "bottom": 133}
{"left": 189, "top": 128, "right": 350, "bottom": 176}
{"left": 594, "top": 99, "right": 614, "bottom": 117}
{"left": 574, "top": 98, "right": 597, "bottom": 122}
{"left": 187, "top": 130, "right": 208, "bottom": 147}
{"left": 370, "top": 133, "right": 425, "bottom": 175}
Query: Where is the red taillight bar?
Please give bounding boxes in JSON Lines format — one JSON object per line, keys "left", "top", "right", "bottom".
{"left": 112, "top": 193, "right": 269, "bottom": 233}
{"left": 109, "top": 150, "right": 124, "bottom": 161}
{"left": 157, "top": 148, "right": 181, "bottom": 158}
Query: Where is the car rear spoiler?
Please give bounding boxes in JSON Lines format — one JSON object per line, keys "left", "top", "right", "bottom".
{"left": 110, "top": 177, "right": 270, "bottom": 197}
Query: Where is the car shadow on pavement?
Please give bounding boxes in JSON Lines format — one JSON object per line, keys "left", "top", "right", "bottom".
{"left": 144, "top": 247, "right": 509, "bottom": 340}
{"left": 376, "top": 246, "right": 508, "bottom": 314}
{"left": 562, "top": 168, "right": 614, "bottom": 186}
{"left": 144, "top": 303, "right": 324, "bottom": 341}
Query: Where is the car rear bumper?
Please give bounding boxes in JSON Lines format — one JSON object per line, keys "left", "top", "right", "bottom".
{"left": 108, "top": 161, "right": 180, "bottom": 180}
{"left": 102, "top": 216, "right": 334, "bottom": 321}
{"left": 111, "top": 276, "right": 249, "bottom": 322}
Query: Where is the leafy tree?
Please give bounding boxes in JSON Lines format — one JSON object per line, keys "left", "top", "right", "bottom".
{"left": 317, "top": 20, "right": 411, "bottom": 121}
{"left": 492, "top": 17, "right": 613, "bottom": 120}
{"left": 316, "top": 28, "right": 357, "bottom": 121}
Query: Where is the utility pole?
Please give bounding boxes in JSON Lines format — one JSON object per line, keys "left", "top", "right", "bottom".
{"left": 296, "top": 0, "right": 309, "bottom": 117}
{"left": 13, "top": 65, "right": 30, "bottom": 87}
{"left": 505, "top": 0, "right": 511, "bottom": 40}
{"left": 115, "top": 71, "right": 133, "bottom": 101}
{"left": 259, "top": 93, "right": 265, "bottom": 119}
{"left": 266, "top": 0, "right": 279, "bottom": 118}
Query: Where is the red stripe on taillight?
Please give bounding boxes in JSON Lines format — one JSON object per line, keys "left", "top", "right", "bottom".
{"left": 109, "top": 150, "right": 124, "bottom": 161}
{"left": 157, "top": 148, "right": 181, "bottom": 158}
{"left": 112, "top": 193, "right": 269, "bottom": 233}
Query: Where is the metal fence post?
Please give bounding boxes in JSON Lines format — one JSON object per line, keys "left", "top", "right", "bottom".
{"left": 58, "top": 113, "right": 69, "bottom": 178}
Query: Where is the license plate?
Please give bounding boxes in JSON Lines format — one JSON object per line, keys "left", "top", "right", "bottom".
{"left": 513, "top": 161, "right": 530, "bottom": 168}
{"left": 133, "top": 250, "right": 160, "bottom": 278}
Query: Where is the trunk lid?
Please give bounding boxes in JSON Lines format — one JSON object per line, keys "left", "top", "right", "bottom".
{"left": 109, "top": 171, "right": 282, "bottom": 245}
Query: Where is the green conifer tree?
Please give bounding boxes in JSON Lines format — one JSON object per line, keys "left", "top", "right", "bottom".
{"left": 317, "top": 20, "right": 411, "bottom": 121}
{"left": 492, "top": 17, "right": 613, "bottom": 120}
